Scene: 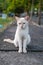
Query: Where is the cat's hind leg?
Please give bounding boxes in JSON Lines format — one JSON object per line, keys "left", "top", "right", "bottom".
{"left": 23, "top": 35, "right": 31, "bottom": 53}
{"left": 27, "top": 34, "right": 31, "bottom": 44}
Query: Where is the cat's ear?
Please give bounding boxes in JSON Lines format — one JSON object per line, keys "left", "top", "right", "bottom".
{"left": 15, "top": 16, "right": 19, "bottom": 21}
{"left": 24, "top": 16, "right": 29, "bottom": 21}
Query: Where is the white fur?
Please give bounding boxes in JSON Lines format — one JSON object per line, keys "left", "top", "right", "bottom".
{"left": 4, "top": 17, "right": 31, "bottom": 53}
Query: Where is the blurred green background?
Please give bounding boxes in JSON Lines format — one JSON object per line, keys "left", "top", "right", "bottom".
{"left": 0, "top": 0, "right": 43, "bottom": 13}
{"left": 0, "top": 0, "right": 43, "bottom": 32}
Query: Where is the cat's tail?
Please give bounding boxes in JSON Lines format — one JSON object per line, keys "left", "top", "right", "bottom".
{"left": 3, "top": 38, "right": 14, "bottom": 43}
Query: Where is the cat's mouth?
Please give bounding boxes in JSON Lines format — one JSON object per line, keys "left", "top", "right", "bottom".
{"left": 21, "top": 27, "right": 25, "bottom": 29}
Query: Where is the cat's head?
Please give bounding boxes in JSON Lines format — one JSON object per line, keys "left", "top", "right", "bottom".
{"left": 15, "top": 16, "right": 29, "bottom": 29}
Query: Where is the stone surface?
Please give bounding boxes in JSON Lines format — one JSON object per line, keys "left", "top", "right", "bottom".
{"left": 0, "top": 51, "right": 43, "bottom": 65}
{"left": 0, "top": 22, "right": 43, "bottom": 51}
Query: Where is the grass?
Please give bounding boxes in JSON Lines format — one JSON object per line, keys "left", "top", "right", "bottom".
{"left": 0, "top": 17, "right": 13, "bottom": 32}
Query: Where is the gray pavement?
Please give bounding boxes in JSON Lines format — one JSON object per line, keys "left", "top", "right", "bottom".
{"left": 32, "top": 16, "right": 43, "bottom": 25}
{"left": 0, "top": 51, "right": 43, "bottom": 65}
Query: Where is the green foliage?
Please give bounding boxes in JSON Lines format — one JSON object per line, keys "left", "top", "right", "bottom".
{"left": 0, "top": 17, "right": 13, "bottom": 32}
{"left": 6, "top": 0, "right": 30, "bottom": 13}
{"left": 0, "top": 0, "right": 43, "bottom": 13}
{"left": 0, "top": 17, "right": 12, "bottom": 25}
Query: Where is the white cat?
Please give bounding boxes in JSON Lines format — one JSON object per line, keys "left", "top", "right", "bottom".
{"left": 4, "top": 16, "right": 31, "bottom": 53}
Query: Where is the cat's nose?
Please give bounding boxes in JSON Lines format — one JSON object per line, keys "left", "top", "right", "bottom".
{"left": 21, "top": 25, "right": 23, "bottom": 28}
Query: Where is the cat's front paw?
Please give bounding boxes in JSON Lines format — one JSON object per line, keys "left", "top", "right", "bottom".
{"left": 23, "top": 49, "right": 27, "bottom": 53}
{"left": 18, "top": 50, "right": 22, "bottom": 53}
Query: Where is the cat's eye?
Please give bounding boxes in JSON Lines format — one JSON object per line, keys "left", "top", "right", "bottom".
{"left": 19, "top": 23, "right": 21, "bottom": 24}
{"left": 23, "top": 23, "right": 25, "bottom": 24}
{"left": 19, "top": 23, "right": 25, "bottom": 25}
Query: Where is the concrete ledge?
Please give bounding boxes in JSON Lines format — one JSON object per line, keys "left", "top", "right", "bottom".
{"left": 0, "top": 22, "right": 43, "bottom": 52}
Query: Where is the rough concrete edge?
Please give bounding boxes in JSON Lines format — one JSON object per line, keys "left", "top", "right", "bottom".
{"left": 0, "top": 21, "right": 43, "bottom": 52}
{"left": 0, "top": 48, "right": 43, "bottom": 52}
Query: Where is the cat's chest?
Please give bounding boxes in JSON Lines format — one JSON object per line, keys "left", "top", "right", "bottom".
{"left": 20, "top": 30, "right": 25, "bottom": 35}
{"left": 16, "top": 26, "right": 29, "bottom": 38}
{"left": 18, "top": 29, "right": 28, "bottom": 37}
